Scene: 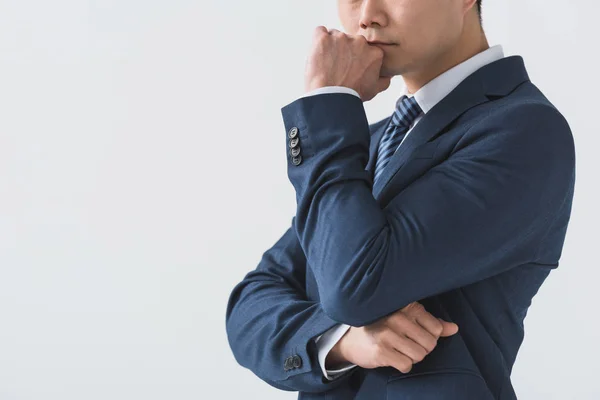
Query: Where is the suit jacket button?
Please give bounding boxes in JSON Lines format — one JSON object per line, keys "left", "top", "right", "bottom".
{"left": 284, "top": 357, "right": 293, "bottom": 370}
{"left": 292, "top": 355, "right": 302, "bottom": 368}
{"left": 292, "top": 155, "right": 302, "bottom": 166}
{"left": 289, "top": 146, "right": 301, "bottom": 157}
{"left": 289, "top": 137, "right": 299, "bottom": 148}
{"left": 288, "top": 127, "right": 299, "bottom": 139}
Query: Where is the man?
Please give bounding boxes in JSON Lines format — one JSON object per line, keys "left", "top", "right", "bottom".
{"left": 225, "top": 0, "right": 576, "bottom": 399}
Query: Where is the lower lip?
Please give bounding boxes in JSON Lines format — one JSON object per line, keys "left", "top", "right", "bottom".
{"left": 370, "top": 43, "right": 395, "bottom": 47}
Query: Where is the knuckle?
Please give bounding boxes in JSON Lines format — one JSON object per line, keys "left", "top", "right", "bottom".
{"left": 432, "top": 321, "right": 444, "bottom": 337}
{"left": 389, "top": 317, "right": 409, "bottom": 336}
{"left": 316, "top": 28, "right": 328, "bottom": 37}
{"left": 426, "top": 338, "right": 438, "bottom": 353}
{"left": 414, "top": 349, "right": 426, "bottom": 362}
{"left": 384, "top": 318, "right": 397, "bottom": 331}
{"left": 403, "top": 301, "right": 421, "bottom": 314}
{"left": 392, "top": 312, "right": 409, "bottom": 324}
{"left": 384, "top": 312, "right": 397, "bottom": 323}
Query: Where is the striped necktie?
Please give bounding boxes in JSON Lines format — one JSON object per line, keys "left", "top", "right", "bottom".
{"left": 373, "top": 94, "right": 423, "bottom": 186}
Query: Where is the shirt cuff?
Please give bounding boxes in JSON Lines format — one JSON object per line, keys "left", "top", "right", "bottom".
{"left": 314, "top": 323, "right": 357, "bottom": 380}
{"left": 297, "top": 86, "right": 361, "bottom": 101}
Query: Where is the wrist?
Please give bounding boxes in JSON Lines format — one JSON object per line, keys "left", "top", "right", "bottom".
{"left": 305, "top": 76, "right": 331, "bottom": 93}
{"left": 324, "top": 331, "right": 350, "bottom": 369}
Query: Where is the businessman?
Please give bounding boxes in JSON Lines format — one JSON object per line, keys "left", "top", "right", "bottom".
{"left": 226, "top": 0, "right": 576, "bottom": 399}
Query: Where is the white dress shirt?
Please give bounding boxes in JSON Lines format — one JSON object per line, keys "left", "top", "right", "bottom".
{"left": 297, "top": 44, "right": 505, "bottom": 380}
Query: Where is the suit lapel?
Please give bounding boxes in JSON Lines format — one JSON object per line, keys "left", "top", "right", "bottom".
{"left": 367, "top": 55, "right": 530, "bottom": 200}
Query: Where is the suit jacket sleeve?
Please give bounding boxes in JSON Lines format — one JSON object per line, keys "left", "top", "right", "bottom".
{"left": 225, "top": 216, "right": 357, "bottom": 393}
{"left": 280, "top": 92, "right": 575, "bottom": 327}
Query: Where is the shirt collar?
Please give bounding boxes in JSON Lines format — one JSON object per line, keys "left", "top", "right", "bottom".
{"left": 403, "top": 44, "right": 505, "bottom": 114}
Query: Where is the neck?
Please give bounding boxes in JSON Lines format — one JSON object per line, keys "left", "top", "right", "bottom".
{"left": 403, "top": 25, "right": 489, "bottom": 94}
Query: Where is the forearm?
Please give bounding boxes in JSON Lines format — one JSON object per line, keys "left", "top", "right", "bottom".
{"left": 225, "top": 219, "right": 355, "bottom": 392}
{"left": 280, "top": 96, "right": 573, "bottom": 328}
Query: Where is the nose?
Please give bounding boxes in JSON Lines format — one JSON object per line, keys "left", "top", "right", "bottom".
{"left": 358, "top": 0, "right": 387, "bottom": 30}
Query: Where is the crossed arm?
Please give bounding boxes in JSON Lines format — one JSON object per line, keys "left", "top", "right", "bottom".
{"left": 225, "top": 93, "right": 574, "bottom": 392}
{"left": 225, "top": 216, "right": 358, "bottom": 392}
{"left": 281, "top": 93, "right": 574, "bottom": 327}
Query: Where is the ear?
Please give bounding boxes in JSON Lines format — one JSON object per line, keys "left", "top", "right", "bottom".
{"left": 463, "top": 0, "right": 478, "bottom": 15}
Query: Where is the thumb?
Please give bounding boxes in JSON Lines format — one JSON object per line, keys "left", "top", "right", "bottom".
{"left": 438, "top": 318, "right": 459, "bottom": 337}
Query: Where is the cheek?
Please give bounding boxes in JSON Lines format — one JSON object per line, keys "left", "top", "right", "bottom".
{"left": 403, "top": 16, "right": 456, "bottom": 57}
{"left": 342, "top": 18, "right": 361, "bottom": 34}
{"left": 399, "top": 2, "right": 458, "bottom": 47}
{"left": 337, "top": 4, "right": 361, "bottom": 33}
{"left": 422, "top": 10, "right": 463, "bottom": 45}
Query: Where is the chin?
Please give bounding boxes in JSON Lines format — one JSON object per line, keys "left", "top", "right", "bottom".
{"left": 379, "top": 64, "right": 402, "bottom": 78}
{"left": 382, "top": 56, "right": 415, "bottom": 77}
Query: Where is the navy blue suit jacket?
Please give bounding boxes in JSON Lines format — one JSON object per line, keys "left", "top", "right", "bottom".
{"left": 225, "top": 55, "right": 576, "bottom": 399}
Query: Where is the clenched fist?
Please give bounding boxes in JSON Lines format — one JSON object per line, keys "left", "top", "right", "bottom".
{"left": 326, "top": 302, "right": 459, "bottom": 374}
{"left": 304, "top": 26, "right": 393, "bottom": 102}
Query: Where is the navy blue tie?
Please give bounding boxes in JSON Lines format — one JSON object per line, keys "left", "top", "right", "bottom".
{"left": 373, "top": 95, "right": 423, "bottom": 186}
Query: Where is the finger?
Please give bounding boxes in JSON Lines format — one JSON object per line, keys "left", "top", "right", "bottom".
{"left": 412, "top": 306, "right": 458, "bottom": 338}
{"left": 403, "top": 302, "right": 455, "bottom": 339}
{"left": 379, "top": 345, "right": 414, "bottom": 374}
{"left": 314, "top": 26, "right": 328, "bottom": 36}
{"left": 383, "top": 331, "right": 428, "bottom": 364}
{"left": 437, "top": 317, "right": 459, "bottom": 337}
{"left": 414, "top": 308, "right": 444, "bottom": 338}
{"left": 391, "top": 316, "right": 438, "bottom": 353}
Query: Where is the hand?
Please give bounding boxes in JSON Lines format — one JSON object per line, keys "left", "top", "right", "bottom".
{"left": 304, "top": 26, "right": 392, "bottom": 102}
{"left": 325, "top": 302, "right": 459, "bottom": 373}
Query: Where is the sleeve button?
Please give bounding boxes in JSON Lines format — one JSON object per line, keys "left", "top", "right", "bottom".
{"left": 288, "top": 127, "right": 299, "bottom": 139}
{"left": 292, "top": 155, "right": 302, "bottom": 166}
{"left": 289, "top": 137, "right": 299, "bottom": 148}
{"left": 292, "top": 355, "right": 302, "bottom": 368}
{"left": 284, "top": 356, "right": 294, "bottom": 370}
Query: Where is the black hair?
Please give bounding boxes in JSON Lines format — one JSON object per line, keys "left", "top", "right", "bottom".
{"left": 476, "top": 0, "right": 483, "bottom": 25}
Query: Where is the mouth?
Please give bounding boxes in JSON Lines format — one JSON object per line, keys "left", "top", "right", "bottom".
{"left": 367, "top": 41, "right": 396, "bottom": 46}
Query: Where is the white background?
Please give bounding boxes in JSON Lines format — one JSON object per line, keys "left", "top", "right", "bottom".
{"left": 0, "top": 0, "right": 598, "bottom": 399}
